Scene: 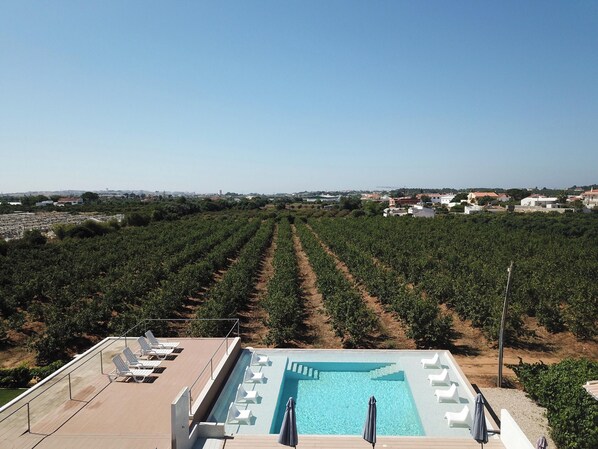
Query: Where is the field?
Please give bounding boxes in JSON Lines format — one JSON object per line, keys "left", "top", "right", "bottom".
{"left": 1, "top": 210, "right": 597, "bottom": 387}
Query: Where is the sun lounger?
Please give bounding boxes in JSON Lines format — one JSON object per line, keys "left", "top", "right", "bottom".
{"left": 250, "top": 351, "right": 269, "bottom": 366}
{"left": 434, "top": 383, "right": 458, "bottom": 402}
{"left": 428, "top": 368, "right": 450, "bottom": 385}
{"left": 145, "top": 330, "right": 180, "bottom": 349}
{"left": 243, "top": 366, "right": 265, "bottom": 383}
{"left": 226, "top": 402, "right": 253, "bottom": 424}
{"left": 123, "top": 347, "right": 161, "bottom": 369}
{"left": 421, "top": 352, "right": 441, "bottom": 369}
{"left": 235, "top": 384, "right": 259, "bottom": 403}
{"left": 445, "top": 405, "right": 471, "bottom": 427}
{"left": 138, "top": 337, "right": 174, "bottom": 360}
{"left": 111, "top": 355, "right": 153, "bottom": 383}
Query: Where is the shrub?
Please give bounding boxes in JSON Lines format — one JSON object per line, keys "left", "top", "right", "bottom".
{"left": 0, "top": 366, "right": 32, "bottom": 388}
{"left": 23, "top": 229, "right": 47, "bottom": 245}
{"left": 510, "top": 358, "right": 598, "bottom": 449}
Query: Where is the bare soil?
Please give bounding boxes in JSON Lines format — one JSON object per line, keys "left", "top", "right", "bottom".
{"left": 445, "top": 304, "right": 598, "bottom": 387}
{"left": 291, "top": 224, "right": 342, "bottom": 349}
{"left": 238, "top": 225, "right": 278, "bottom": 346}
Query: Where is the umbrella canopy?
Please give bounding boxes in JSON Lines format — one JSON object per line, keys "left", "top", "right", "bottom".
{"left": 278, "top": 397, "right": 298, "bottom": 448}
{"left": 471, "top": 393, "right": 489, "bottom": 447}
{"left": 363, "top": 396, "right": 377, "bottom": 448}
{"left": 536, "top": 436, "right": 548, "bottom": 449}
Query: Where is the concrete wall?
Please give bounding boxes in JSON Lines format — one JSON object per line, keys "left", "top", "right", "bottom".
{"left": 171, "top": 388, "right": 191, "bottom": 449}
{"left": 191, "top": 337, "right": 242, "bottom": 422}
{"left": 500, "top": 409, "right": 534, "bottom": 449}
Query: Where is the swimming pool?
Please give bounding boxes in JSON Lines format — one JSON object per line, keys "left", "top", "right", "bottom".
{"left": 270, "top": 362, "right": 423, "bottom": 436}
{"left": 206, "top": 349, "right": 482, "bottom": 438}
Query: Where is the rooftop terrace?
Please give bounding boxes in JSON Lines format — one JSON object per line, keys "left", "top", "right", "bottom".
{"left": 0, "top": 324, "right": 539, "bottom": 449}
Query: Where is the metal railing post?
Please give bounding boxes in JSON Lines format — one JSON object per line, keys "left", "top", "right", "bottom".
{"left": 68, "top": 373, "right": 72, "bottom": 400}
{"left": 210, "top": 359, "right": 213, "bottom": 380}
{"left": 100, "top": 350, "right": 104, "bottom": 374}
{"left": 236, "top": 319, "right": 240, "bottom": 337}
{"left": 27, "top": 402, "right": 31, "bottom": 433}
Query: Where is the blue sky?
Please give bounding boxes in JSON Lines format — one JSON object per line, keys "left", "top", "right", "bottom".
{"left": 1, "top": 1, "right": 597, "bottom": 193}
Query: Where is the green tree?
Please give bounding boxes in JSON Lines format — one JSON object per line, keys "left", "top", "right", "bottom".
{"left": 340, "top": 196, "right": 361, "bottom": 211}
{"left": 506, "top": 189, "right": 528, "bottom": 201}
{"left": 452, "top": 192, "right": 468, "bottom": 202}
{"left": 81, "top": 192, "right": 100, "bottom": 203}
{"left": 23, "top": 229, "right": 47, "bottom": 245}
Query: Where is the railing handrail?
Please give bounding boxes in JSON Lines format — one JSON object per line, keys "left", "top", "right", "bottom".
{"left": 188, "top": 320, "right": 239, "bottom": 395}
{"left": 0, "top": 317, "right": 240, "bottom": 429}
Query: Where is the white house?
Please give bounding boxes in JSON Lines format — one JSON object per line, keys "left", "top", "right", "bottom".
{"left": 383, "top": 207, "right": 408, "bottom": 217}
{"left": 56, "top": 197, "right": 83, "bottom": 206}
{"left": 582, "top": 189, "right": 598, "bottom": 207}
{"left": 440, "top": 194, "right": 456, "bottom": 205}
{"left": 408, "top": 205, "right": 435, "bottom": 218}
{"left": 520, "top": 195, "right": 558, "bottom": 207}
{"left": 464, "top": 205, "right": 484, "bottom": 214}
{"left": 417, "top": 193, "right": 442, "bottom": 204}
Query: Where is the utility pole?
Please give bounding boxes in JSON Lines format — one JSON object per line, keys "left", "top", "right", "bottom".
{"left": 498, "top": 261, "right": 514, "bottom": 388}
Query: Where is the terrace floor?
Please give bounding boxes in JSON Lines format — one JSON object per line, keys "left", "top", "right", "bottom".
{"left": 1, "top": 337, "right": 229, "bottom": 449}
{"left": 219, "top": 434, "right": 505, "bottom": 448}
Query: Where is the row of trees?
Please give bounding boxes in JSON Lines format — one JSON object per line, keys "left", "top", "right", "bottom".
{"left": 0, "top": 215, "right": 258, "bottom": 362}
{"left": 329, "top": 214, "right": 598, "bottom": 341}
{"left": 310, "top": 219, "right": 454, "bottom": 348}
{"left": 262, "top": 218, "right": 303, "bottom": 346}
{"left": 295, "top": 222, "right": 377, "bottom": 347}
{"left": 193, "top": 220, "right": 275, "bottom": 337}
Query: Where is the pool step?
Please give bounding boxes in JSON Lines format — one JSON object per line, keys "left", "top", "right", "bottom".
{"left": 288, "top": 362, "right": 320, "bottom": 380}
{"left": 370, "top": 363, "right": 404, "bottom": 381}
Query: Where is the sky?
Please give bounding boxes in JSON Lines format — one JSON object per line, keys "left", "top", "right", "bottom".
{"left": 1, "top": 1, "right": 597, "bottom": 194}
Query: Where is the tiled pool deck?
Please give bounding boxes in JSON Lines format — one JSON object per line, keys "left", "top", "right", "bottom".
{"left": 218, "top": 349, "right": 498, "bottom": 439}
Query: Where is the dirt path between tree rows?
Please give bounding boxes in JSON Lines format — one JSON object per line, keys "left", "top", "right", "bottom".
{"left": 237, "top": 225, "right": 278, "bottom": 346}
{"left": 291, "top": 224, "right": 342, "bottom": 349}
{"left": 306, "top": 225, "right": 416, "bottom": 350}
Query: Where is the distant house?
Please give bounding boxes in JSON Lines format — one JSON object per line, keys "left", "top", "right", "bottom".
{"left": 361, "top": 193, "right": 381, "bottom": 201}
{"left": 467, "top": 192, "right": 498, "bottom": 204}
{"left": 56, "top": 197, "right": 83, "bottom": 206}
{"left": 7, "top": 201, "right": 22, "bottom": 206}
{"left": 582, "top": 189, "right": 598, "bottom": 207}
{"left": 467, "top": 192, "right": 509, "bottom": 204}
{"left": 304, "top": 195, "right": 340, "bottom": 203}
{"left": 388, "top": 197, "right": 418, "bottom": 207}
{"left": 440, "top": 194, "right": 456, "bottom": 205}
{"left": 464, "top": 205, "right": 484, "bottom": 214}
{"left": 35, "top": 200, "right": 54, "bottom": 207}
{"left": 408, "top": 205, "right": 435, "bottom": 218}
{"left": 520, "top": 195, "right": 558, "bottom": 208}
{"left": 416, "top": 193, "right": 442, "bottom": 204}
{"left": 383, "top": 207, "right": 408, "bottom": 217}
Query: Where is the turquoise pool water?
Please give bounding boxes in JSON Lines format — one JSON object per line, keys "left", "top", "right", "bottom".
{"left": 271, "top": 362, "right": 424, "bottom": 436}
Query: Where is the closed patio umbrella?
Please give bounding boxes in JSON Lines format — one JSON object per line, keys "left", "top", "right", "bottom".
{"left": 363, "top": 396, "right": 377, "bottom": 448}
{"left": 471, "top": 393, "right": 488, "bottom": 448}
{"left": 278, "top": 397, "right": 298, "bottom": 448}
{"left": 536, "top": 436, "right": 548, "bottom": 449}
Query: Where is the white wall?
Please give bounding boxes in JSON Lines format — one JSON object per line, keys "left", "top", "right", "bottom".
{"left": 171, "top": 387, "right": 192, "bottom": 449}
{"left": 500, "top": 409, "right": 535, "bottom": 449}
